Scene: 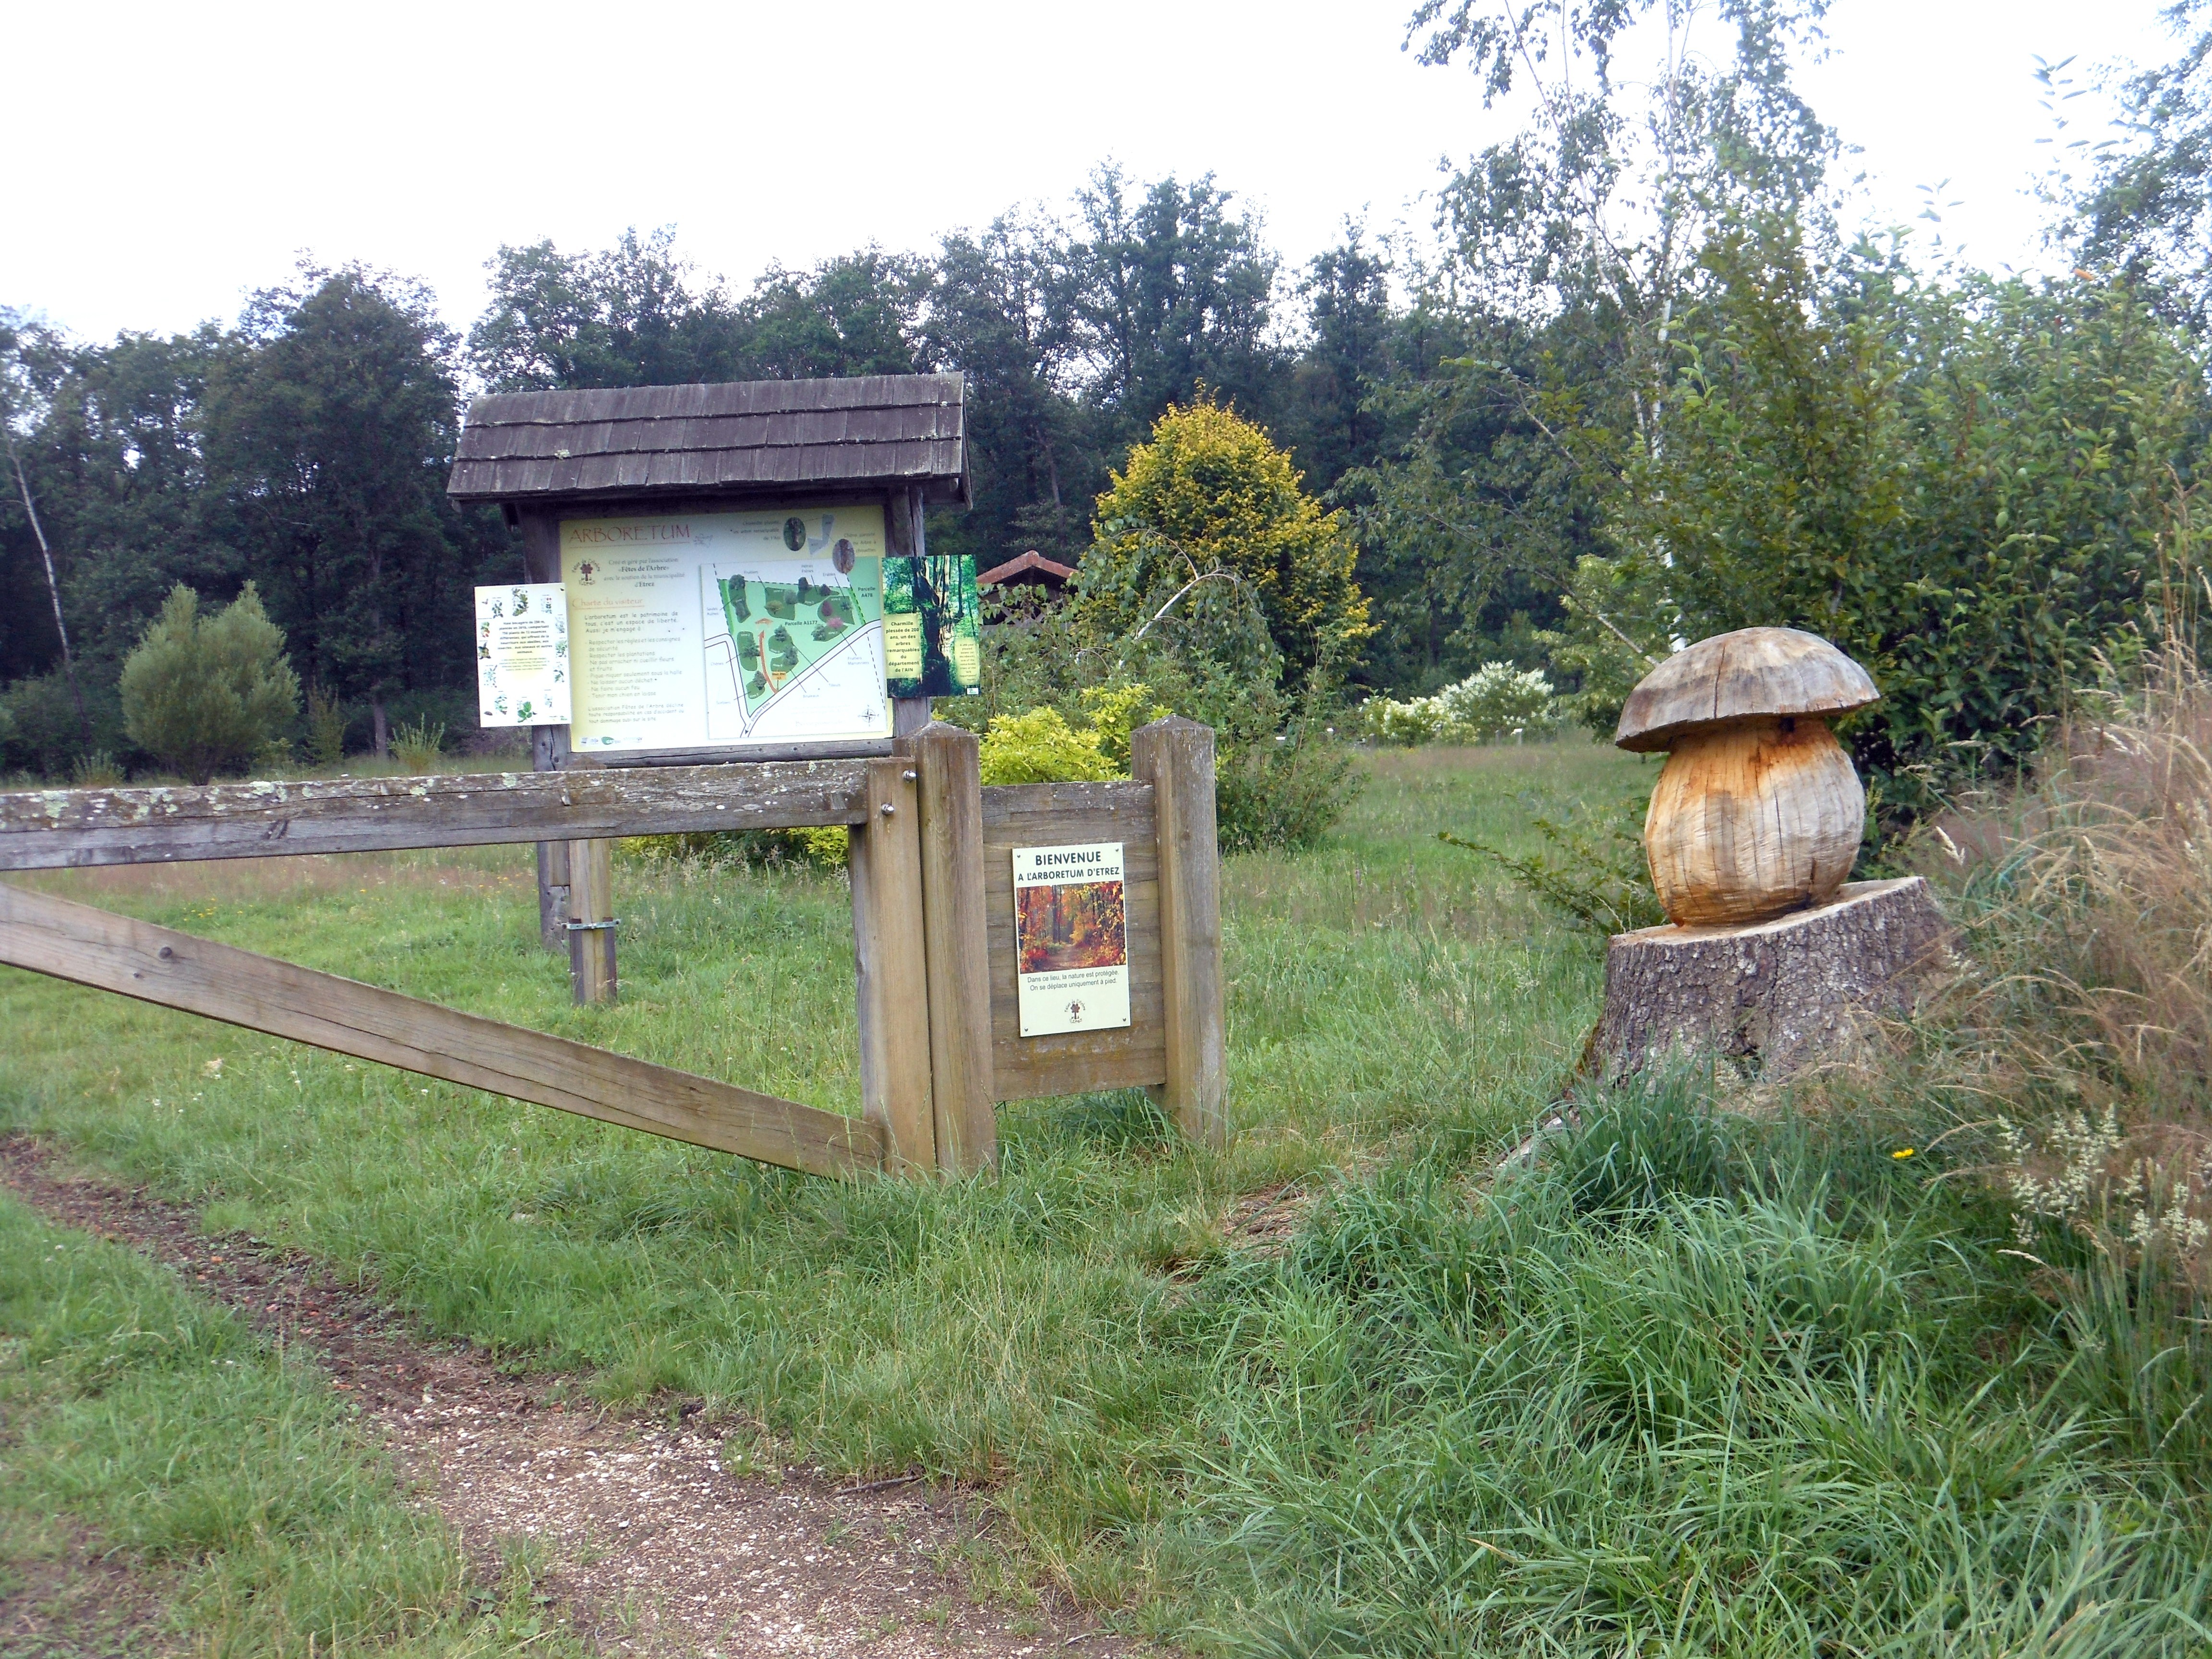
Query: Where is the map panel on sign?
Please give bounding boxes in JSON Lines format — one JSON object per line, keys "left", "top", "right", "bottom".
{"left": 561, "top": 506, "right": 890, "bottom": 756}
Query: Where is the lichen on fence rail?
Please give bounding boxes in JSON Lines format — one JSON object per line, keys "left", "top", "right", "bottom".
{"left": 0, "top": 760, "right": 874, "bottom": 869}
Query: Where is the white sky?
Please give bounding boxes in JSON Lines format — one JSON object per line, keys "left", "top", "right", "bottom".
{"left": 3, "top": 0, "right": 2185, "bottom": 344}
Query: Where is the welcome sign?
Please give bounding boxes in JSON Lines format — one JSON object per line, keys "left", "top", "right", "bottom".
{"left": 1011, "top": 842, "right": 1131, "bottom": 1037}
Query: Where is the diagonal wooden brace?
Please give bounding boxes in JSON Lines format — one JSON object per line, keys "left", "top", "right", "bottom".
{"left": 0, "top": 882, "right": 883, "bottom": 1179}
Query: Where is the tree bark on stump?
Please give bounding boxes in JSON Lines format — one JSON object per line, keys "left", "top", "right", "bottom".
{"left": 1589, "top": 877, "right": 1949, "bottom": 1084}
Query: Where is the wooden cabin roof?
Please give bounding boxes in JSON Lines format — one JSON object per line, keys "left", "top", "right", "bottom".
{"left": 446, "top": 374, "right": 969, "bottom": 507}
{"left": 978, "top": 550, "right": 1077, "bottom": 589}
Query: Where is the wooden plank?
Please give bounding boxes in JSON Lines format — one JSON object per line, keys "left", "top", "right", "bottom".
{"left": 596, "top": 739, "right": 894, "bottom": 768}
{"left": 0, "top": 883, "right": 882, "bottom": 1179}
{"left": 567, "top": 837, "right": 617, "bottom": 1006}
{"left": 914, "top": 724, "right": 996, "bottom": 1175}
{"left": 0, "top": 760, "right": 872, "bottom": 871}
{"left": 1131, "top": 718, "right": 1227, "bottom": 1147}
{"left": 979, "top": 781, "right": 1168, "bottom": 1102}
{"left": 848, "top": 757, "right": 935, "bottom": 1172}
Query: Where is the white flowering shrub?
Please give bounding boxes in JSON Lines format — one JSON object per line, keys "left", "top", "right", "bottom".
{"left": 1360, "top": 664, "right": 1563, "bottom": 746}
{"left": 1358, "top": 695, "right": 1449, "bottom": 745}
{"left": 1438, "top": 662, "right": 1561, "bottom": 743}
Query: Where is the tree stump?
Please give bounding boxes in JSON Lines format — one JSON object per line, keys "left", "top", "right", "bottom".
{"left": 1588, "top": 877, "right": 1949, "bottom": 1084}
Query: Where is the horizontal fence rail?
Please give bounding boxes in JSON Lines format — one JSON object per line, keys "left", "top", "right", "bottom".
{"left": 0, "top": 883, "right": 884, "bottom": 1179}
{"left": 0, "top": 761, "right": 872, "bottom": 870}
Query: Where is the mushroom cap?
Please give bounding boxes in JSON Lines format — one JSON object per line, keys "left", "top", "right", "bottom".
{"left": 1614, "top": 626, "right": 1879, "bottom": 753}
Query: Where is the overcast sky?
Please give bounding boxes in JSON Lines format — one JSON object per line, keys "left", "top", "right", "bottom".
{"left": 3, "top": 0, "right": 2183, "bottom": 345}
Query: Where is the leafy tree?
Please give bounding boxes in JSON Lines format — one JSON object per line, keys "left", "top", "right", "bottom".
{"left": 474, "top": 231, "right": 927, "bottom": 393}
{"left": 1341, "top": 0, "right": 1837, "bottom": 696}
{"left": 735, "top": 251, "right": 928, "bottom": 379}
{"left": 1, "top": 316, "right": 240, "bottom": 684}
{"left": 1069, "top": 166, "right": 1285, "bottom": 435}
{"left": 120, "top": 582, "right": 300, "bottom": 781}
{"left": 1411, "top": 0, "right": 1833, "bottom": 401}
{"left": 2069, "top": 3, "right": 2212, "bottom": 325}
{"left": 470, "top": 228, "right": 747, "bottom": 392}
{"left": 1080, "top": 402, "right": 1371, "bottom": 691}
{"left": 206, "top": 266, "right": 487, "bottom": 756}
{"left": 924, "top": 212, "right": 1100, "bottom": 565}
{"left": 1281, "top": 228, "right": 1398, "bottom": 493}
{"left": 1601, "top": 218, "right": 2212, "bottom": 821}
{"left": 1342, "top": 301, "right": 1607, "bottom": 693}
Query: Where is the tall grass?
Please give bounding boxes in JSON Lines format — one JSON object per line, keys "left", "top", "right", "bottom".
{"left": 1920, "top": 650, "right": 2212, "bottom": 1287}
{"left": 1173, "top": 1076, "right": 2212, "bottom": 1655}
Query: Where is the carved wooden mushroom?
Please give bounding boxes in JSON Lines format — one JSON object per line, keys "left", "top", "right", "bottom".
{"left": 1616, "top": 627, "right": 1879, "bottom": 927}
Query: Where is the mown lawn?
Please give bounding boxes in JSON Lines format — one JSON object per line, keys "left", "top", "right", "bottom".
{"left": 6, "top": 739, "right": 2211, "bottom": 1656}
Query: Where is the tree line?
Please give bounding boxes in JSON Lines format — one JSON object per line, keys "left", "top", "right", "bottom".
{"left": 3, "top": 159, "right": 1505, "bottom": 774}
{"left": 11, "top": 0, "right": 2212, "bottom": 814}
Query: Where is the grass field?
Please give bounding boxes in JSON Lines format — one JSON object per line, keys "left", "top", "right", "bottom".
{"left": 6, "top": 739, "right": 2212, "bottom": 1655}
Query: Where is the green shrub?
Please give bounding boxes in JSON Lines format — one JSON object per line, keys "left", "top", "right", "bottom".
{"left": 390, "top": 716, "right": 445, "bottom": 772}
{"left": 303, "top": 683, "right": 348, "bottom": 765}
{"left": 1579, "top": 221, "right": 2212, "bottom": 823}
{"left": 1217, "top": 715, "right": 1362, "bottom": 852}
{"left": 987, "top": 542, "right": 1365, "bottom": 849}
{"left": 1442, "top": 783, "right": 1666, "bottom": 936}
{"left": 68, "top": 749, "right": 122, "bottom": 787}
{"left": 119, "top": 584, "right": 301, "bottom": 784}
{"left": 0, "top": 669, "right": 128, "bottom": 779}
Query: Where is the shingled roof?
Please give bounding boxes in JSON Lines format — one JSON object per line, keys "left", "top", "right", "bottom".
{"left": 446, "top": 373, "right": 968, "bottom": 507}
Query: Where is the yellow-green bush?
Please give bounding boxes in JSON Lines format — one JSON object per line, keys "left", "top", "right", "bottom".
{"left": 618, "top": 825, "right": 848, "bottom": 869}
{"left": 977, "top": 684, "right": 1171, "bottom": 786}
{"left": 1080, "top": 402, "right": 1371, "bottom": 690}
{"left": 979, "top": 709, "right": 1118, "bottom": 785}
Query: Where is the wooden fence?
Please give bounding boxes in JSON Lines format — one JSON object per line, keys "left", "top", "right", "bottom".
{"left": 0, "top": 719, "right": 1225, "bottom": 1179}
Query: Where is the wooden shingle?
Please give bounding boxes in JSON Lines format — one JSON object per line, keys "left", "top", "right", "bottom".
{"left": 446, "top": 373, "right": 968, "bottom": 507}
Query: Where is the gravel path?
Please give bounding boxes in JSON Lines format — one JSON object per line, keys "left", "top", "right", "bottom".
{"left": 0, "top": 1136, "right": 1137, "bottom": 1658}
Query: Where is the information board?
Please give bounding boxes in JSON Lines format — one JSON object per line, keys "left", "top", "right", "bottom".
{"left": 475, "top": 583, "right": 571, "bottom": 727}
{"left": 559, "top": 506, "right": 891, "bottom": 756}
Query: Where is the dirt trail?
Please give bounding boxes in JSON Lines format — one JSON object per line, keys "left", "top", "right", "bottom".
{"left": 0, "top": 1137, "right": 1134, "bottom": 1659}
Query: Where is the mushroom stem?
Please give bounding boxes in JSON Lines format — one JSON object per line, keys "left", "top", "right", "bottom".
{"left": 1645, "top": 716, "right": 1864, "bottom": 927}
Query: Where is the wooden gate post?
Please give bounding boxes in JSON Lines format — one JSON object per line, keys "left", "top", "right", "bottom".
{"left": 913, "top": 722, "right": 996, "bottom": 1175}
{"left": 849, "top": 756, "right": 936, "bottom": 1172}
{"left": 1131, "top": 717, "right": 1226, "bottom": 1148}
{"left": 567, "top": 837, "right": 618, "bottom": 1005}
